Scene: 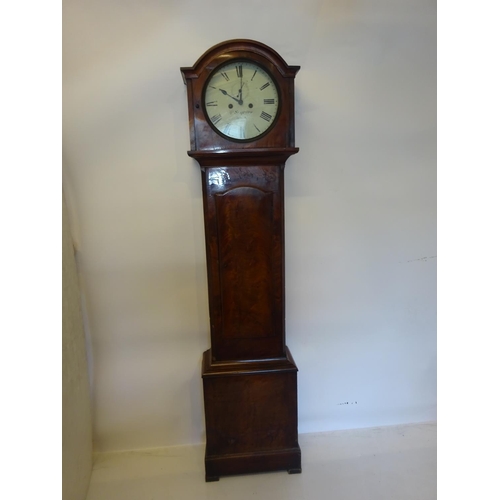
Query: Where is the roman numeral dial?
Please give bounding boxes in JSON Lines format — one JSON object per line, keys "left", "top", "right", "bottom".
{"left": 203, "top": 60, "right": 279, "bottom": 141}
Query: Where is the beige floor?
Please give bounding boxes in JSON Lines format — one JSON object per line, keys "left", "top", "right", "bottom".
{"left": 86, "top": 422, "right": 436, "bottom": 500}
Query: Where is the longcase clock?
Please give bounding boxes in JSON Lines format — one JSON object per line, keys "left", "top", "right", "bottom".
{"left": 181, "top": 39, "right": 301, "bottom": 482}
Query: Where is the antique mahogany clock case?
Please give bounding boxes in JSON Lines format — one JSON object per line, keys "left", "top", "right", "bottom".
{"left": 181, "top": 39, "right": 301, "bottom": 481}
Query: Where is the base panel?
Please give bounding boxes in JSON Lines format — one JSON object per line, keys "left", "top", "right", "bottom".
{"left": 202, "top": 348, "right": 301, "bottom": 481}
{"left": 205, "top": 447, "right": 301, "bottom": 480}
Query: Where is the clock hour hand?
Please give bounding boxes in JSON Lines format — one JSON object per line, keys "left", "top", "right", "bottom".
{"left": 215, "top": 88, "right": 242, "bottom": 105}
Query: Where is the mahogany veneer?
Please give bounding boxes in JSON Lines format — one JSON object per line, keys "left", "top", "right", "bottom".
{"left": 181, "top": 40, "right": 301, "bottom": 481}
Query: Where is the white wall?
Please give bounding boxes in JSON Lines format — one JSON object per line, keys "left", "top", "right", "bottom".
{"left": 63, "top": 0, "right": 436, "bottom": 452}
{"left": 62, "top": 191, "right": 93, "bottom": 499}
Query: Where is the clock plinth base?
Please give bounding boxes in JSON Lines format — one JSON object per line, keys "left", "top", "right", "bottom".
{"left": 205, "top": 447, "right": 302, "bottom": 481}
{"left": 202, "top": 348, "right": 301, "bottom": 481}
{"left": 205, "top": 475, "right": 220, "bottom": 482}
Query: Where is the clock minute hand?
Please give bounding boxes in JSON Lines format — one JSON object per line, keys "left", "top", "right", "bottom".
{"left": 239, "top": 71, "right": 243, "bottom": 105}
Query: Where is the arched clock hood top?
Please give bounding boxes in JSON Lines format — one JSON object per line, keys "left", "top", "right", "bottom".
{"left": 181, "top": 39, "right": 300, "bottom": 82}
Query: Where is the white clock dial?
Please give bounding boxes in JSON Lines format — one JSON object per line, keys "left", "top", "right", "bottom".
{"left": 203, "top": 61, "right": 280, "bottom": 141}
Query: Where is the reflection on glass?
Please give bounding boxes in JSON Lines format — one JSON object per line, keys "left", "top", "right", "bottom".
{"left": 208, "top": 169, "right": 231, "bottom": 186}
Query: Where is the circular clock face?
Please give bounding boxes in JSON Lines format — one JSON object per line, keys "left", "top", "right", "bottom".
{"left": 203, "top": 60, "right": 280, "bottom": 141}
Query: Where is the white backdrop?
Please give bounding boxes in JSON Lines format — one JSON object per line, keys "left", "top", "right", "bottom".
{"left": 63, "top": 0, "right": 436, "bottom": 452}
